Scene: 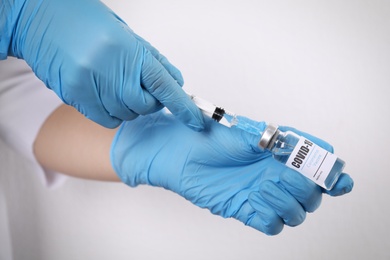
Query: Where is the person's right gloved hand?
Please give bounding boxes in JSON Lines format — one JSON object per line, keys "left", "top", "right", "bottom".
{"left": 111, "top": 111, "right": 354, "bottom": 235}
{"left": 0, "top": 0, "right": 204, "bottom": 129}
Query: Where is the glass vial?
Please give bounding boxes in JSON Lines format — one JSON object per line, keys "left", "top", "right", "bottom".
{"left": 259, "top": 124, "right": 345, "bottom": 190}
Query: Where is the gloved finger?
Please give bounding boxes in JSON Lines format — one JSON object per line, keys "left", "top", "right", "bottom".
{"left": 247, "top": 193, "right": 284, "bottom": 235}
{"left": 140, "top": 51, "right": 205, "bottom": 131}
{"left": 133, "top": 34, "right": 184, "bottom": 86}
{"left": 280, "top": 169, "right": 323, "bottom": 212}
{"left": 279, "top": 126, "right": 334, "bottom": 153}
{"left": 212, "top": 115, "right": 269, "bottom": 160}
{"left": 258, "top": 180, "right": 306, "bottom": 227}
{"left": 325, "top": 173, "right": 354, "bottom": 196}
{"left": 112, "top": 43, "right": 168, "bottom": 117}
{"left": 68, "top": 96, "right": 123, "bottom": 129}
{"left": 121, "top": 81, "right": 164, "bottom": 116}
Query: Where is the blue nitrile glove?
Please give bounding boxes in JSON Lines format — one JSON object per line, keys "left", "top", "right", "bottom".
{"left": 111, "top": 111, "right": 353, "bottom": 235}
{"left": 0, "top": 0, "right": 204, "bottom": 130}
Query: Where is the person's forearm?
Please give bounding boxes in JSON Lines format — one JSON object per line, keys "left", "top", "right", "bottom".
{"left": 33, "top": 104, "right": 120, "bottom": 181}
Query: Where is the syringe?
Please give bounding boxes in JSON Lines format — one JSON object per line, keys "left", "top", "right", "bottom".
{"left": 187, "top": 93, "right": 265, "bottom": 136}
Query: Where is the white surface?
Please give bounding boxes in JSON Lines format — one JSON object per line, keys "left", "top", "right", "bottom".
{"left": 1, "top": 0, "right": 390, "bottom": 259}
{"left": 0, "top": 57, "right": 65, "bottom": 188}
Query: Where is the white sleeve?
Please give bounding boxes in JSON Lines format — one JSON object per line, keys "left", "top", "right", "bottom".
{"left": 0, "top": 57, "right": 66, "bottom": 188}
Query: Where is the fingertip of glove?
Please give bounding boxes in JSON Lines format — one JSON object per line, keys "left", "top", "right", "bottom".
{"left": 187, "top": 124, "right": 205, "bottom": 132}
{"left": 246, "top": 213, "right": 284, "bottom": 236}
{"left": 326, "top": 174, "right": 354, "bottom": 196}
{"left": 247, "top": 193, "right": 284, "bottom": 236}
{"left": 184, "top": 111, "right": 205, "bottom": 132}
{"left": 84, "top": 111, "right": 123, "bottom": 129}
{"left": 180, "top": 102, "right": 206, "bottom": 132}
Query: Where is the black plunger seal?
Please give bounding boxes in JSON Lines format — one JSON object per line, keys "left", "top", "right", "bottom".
{"left": 212, "top": 107, "right": 225, "bottom": 122}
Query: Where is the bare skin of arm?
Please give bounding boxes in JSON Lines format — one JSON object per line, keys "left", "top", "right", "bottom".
{"left": 33, "top": 104, "right": 120, "bottom": 182}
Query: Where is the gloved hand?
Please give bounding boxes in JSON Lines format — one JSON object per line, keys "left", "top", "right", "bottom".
{"left": 111, "top": 111, "right": 353, "bottom": 235}
{"left": 0, "top": 0, "right": 204, "bottom": 129}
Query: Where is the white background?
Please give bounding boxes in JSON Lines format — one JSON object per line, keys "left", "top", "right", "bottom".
{"left": 1, "top": 0, "right": 390, "bottom": 259}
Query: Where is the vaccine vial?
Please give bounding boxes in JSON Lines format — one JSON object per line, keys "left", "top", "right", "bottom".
{"left": 259, "top": 124, "right": 345, "bottom": 190}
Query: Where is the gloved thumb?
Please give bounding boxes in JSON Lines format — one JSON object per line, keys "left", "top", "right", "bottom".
{"left": 232, "top": 116, "right": 267, "bottom": 153}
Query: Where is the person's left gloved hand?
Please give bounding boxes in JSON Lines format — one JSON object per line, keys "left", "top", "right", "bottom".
{"left": 111, "top": 111, "right": 353, "bottom": 235}
{"left": 1, "top": 0, "right": 204, "bottom": 129}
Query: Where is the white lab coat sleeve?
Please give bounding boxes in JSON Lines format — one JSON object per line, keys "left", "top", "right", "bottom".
{"left": 0, "top": 57, "right": 66, "bottom": 188}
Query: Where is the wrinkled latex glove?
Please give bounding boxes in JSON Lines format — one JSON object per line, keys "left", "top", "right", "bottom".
{"left": 0, "top": 0, "right": 204, "bottom": 129}
{"left": 111, "top": 111, "right": 353, "bottom": 235}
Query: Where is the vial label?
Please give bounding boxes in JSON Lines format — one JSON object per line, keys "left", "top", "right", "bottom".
{"left": 285, "top": 136, "right": 337, "bottom": 189}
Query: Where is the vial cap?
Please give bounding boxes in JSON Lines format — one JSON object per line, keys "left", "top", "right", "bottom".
{"left": 259, "top": 124, "right": 278, "bottom": 149}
